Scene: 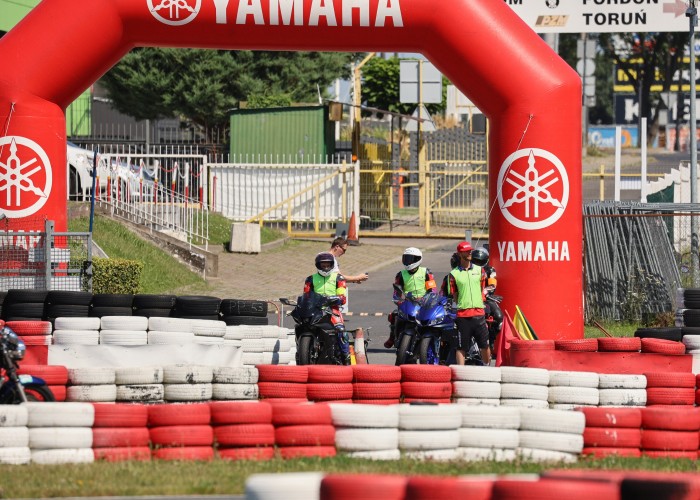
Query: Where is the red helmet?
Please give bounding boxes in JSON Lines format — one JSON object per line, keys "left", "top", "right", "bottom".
{"left": 456, "top": 241, "right": 473, "bottom": 253}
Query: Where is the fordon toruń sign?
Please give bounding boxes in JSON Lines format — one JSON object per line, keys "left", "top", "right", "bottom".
{"left": 504, "top": 0, "right": 689, "bottom": 33}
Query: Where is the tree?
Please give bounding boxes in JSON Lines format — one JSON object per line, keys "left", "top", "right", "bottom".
{"left": 100, "top": 48, "right": 353, "bottom": 132}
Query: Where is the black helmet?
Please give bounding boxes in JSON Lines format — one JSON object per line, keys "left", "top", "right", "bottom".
{"left": 315, "top": 252, "right": 335, "bottom": 277}
{"left": 471, "top": 247, "right": 489, "bottom": 267}
{"left": 450, "top": 252, "right": 460, "bottom": 269}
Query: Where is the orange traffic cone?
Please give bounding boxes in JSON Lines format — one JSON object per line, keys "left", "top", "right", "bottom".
{"left": 347, "top": 211, "right": 360, "bottom": 246}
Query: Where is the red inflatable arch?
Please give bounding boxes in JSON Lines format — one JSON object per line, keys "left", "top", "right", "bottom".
{"left": 0, "top": 0, "right": 582, "bottom": 339}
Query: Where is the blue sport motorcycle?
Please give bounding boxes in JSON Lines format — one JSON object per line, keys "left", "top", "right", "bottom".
{"left": 393, "top": 287, "right": 422, "bottom": 366}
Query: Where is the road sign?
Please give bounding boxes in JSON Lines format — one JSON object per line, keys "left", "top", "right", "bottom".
{"left": 400, "top": 60, "right": 442, "bottom": 104}
{"left": 505, "top": 0, "right": 689, "bottom": 33}
{"left": 576, "top": 59, "right": 595, "bottom": 78}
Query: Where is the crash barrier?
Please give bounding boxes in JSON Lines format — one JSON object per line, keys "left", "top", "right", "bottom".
{"left": 244, "top": 470, "right": 700, "bottom": 500}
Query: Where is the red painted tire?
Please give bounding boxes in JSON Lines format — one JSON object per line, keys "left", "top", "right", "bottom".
{"left": 275, "top": 424, "right": 335, "bottom": 447}
{"left": 48, "top": 385, "right": 66, "bottom": 402}
{"left": 258, "top": 382, "right": 307, "bottom": 399}
{"left": 149, "top": 425, "right": 214, "bottom": 446}
{"left": 306, "top": 383, "right": 354, "bottom": 402}
{"left": 491, "top": 479, "right": 618, "bottom": 499}
{"left": 256, "top": 365, "right": 308, "bottom": 383}
{"left": 148, "top": 403, "right": 211, "bottom": 426}
{"left": 400, "top": 365, "right": 452, "bottom": 383}
{"left": 94, "top": 447, "right": 151, "bottom": 462}
{"left": 353, "top": 399, "right": 401, "bottom": 405}
{"left": 19, "top": 336, "right": 52, "bottom": 346}
{"left": 642, "top": 450, "right": 698, "bottom": 459}
{"left": 641, "top": 429, "right": 700, "bottom": 451}
{"left": 307, "top": 365, "right": 353, "bottom": 383}
{"left": 646, "top": 388, "right": 696, "bottom": 406}
{"left": 209, "top": 401, "right": 272, "bottom": 425}
{"left": 321, "top": 474, "right": 407, "bottom": 499}
{"left": 213, "top": 424, "right": 275, "bottom": 447}
{"left": 261, "top": 398, "right": 308, "bottom": 405}
{"left": 641, "top": 338, "right": 686, "bottom": 355}
{"left": 577, "top": 407, "right": 642, "bottom": 428}
{"left": 554, "top": 339, "right": 598, "bottom": 352}
{"left": 218, "top": 446, "right": 274, "bottom": 461}
{"left": 403, "top": 398, "right": 452, "bottom": 404}
{"left": 352, "top": 365, "right": 401, "bottom": 383}
{"left": 271, "top": 403, "right": 332, "bottom": 426}
{"left": 92, "top": 428, "right": 150, "bottom": 448}
{"left": 353, "top": 382, "right": 401, "bottom": 400}
{"left": 405, "top": 476, "right": 493, "bottom": 499}
{"left": 597, "top": 337, "right": 641, "bottom": 352}
{"left": 583, "top": 427, "right": 641, "bottom": 448}
{"left": 401, "top": 381, "right": 452, "bottom": 399}
{"left": 280, "top": 446, "right": 336, "bottom": 459}
{"left": 582, "top": 447, "right": 641, "bottom": 458}
{"left": 641, "top": 407, "right": 700, "bottom": 431}
{"left": 153, "top": 446, "right": 214, "bottom": 461}
{"left": 643, "top": 372, "right": 696, "bottom": 389}
{"left": 6, "top": 320, "right": 52, "bottom": 336}
{"left": 510, "top": 339, "right": 555, "bottom": 350}
{"left": 17, "top": 365, "right": 68, "bottom": 385}
{"left": 93, "top": 403, "right": 148, "bottom": 428}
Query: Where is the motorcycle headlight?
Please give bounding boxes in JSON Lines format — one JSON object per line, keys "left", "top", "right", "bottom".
{"left": 11, "top": 342, "right": 26, "bottom": 361}
{"left": 427, "top": 315, "right": 444, "bottom": 327}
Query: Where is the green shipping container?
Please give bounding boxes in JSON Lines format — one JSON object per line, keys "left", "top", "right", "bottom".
{"left": 229, "top": 105, "right": 335, "bottom": 162}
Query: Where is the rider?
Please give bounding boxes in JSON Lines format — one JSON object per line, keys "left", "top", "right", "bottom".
{"left": 303, "top": 252, "right": 351, "bottom": 365}
{"left": 471, "top": 246, "right": 503, "bottom": 352}
{"left": 441, "top": 241, "right": 490, "bottom": 365}
{"left": 384, "top": 247, "right": 437, "bottom": 348}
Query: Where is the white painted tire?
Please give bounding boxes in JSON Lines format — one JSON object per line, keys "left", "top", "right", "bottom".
{"left": 213, "top": 366, "right": 258, "bottom": 384}
{"left": 29, "top": 427, "right": 93, "bottom": 449}
{"left": 518, "top": 431, "right": 583, "bottom": 454}
{"left": 164, "top": 383, "right": 213, "bottom": 401}
{"left": 329, "top": 404, "right": 399, "bottom": 428}
{"left": 500, "top": 399, "right": 549, "bottom": 409}
{"left": 245, "top": 472, "right": 325, "bottom": 500}
{"left": 598, "top": 374, "right": 647, "bottom": 389}
{"left": 25, "top": 402, "right": 95, "bottom": 427}
{"left": 99, "top": 330, "right": 148, "bottom": 346}
{"left": 147, "top": 331, "right": 195, "bottom": 344}
{"left": 335, "top": 428, "right": 399, "bottom": 451}
{"left": 517, "top": 447, "right": 578, "bottom": 463}
{"left": 224, "top": 326, "right": 247, "bottom": 340}
{"left": 458, "top": 428, "right": 519, "bottom": 449}
{"left": 194, "top": 336, "right": 225, "bottom": 345}
{"left": 148, "top": 317, "right": 192, "bottom": 333}
{"left": 212, "top": 384, "right": 259, "bottom": 400}
{"left": 598, "top": 388, "right": 647, "bottom": 406}
{"left": 224, "top": 339, "right": 243, "bottom": 348}
{"left": 454, "top": 398, "right": 500, "bottom": 406}
{"left": 261, "top": 326, "right": 284, "bottom": 339}
{"left": 500, "top": 367, "right": 549, "bottom": 385}
{"left": 54, "top": 317, "right": 100, "bottom": 331}
{"left": 683, "top": 335, "right": 700, "bottom": 350}
{"left": 52, "top": 330, "right": 99, "bottom": 345}
{"left": 31, "top": 448, "right": 94, "bottom": 465}
{"left": 549, "top": 404, "right": 595, "bottom": 411}
{"left": 500, "top": 383, "right": 548, "bottom": 401}
{"left": 242, "top": 353, "right": 264, "bottom": 365}
{"left": 163, "top": 365, "right": 213, "bottom": 384}
{"left": 457, "top": 447, "right": 516, "bottom": 462}
{"left": 115, "top": 366, "right": 164, "bottom": 385}
{"left": 0, "top": 427, "right": 29, "bottom": 447}
{"left": 458, "top": 406, "right": 520, "bottom": 429}
{"left": 241, "top": 327, "right": 265, "bottom": 340}
{"left": 260, "top": 351, "right": 293, "bottom": 365}
{"left": 398, "top": 404, "right": 461, "bottom": 430}
{"left": 0, "top": 447, "right": 31, "bottom": 465}
{"left": 241, "top": 339, "right": 265, "bottom": 353}
{"left": 0, "top": 405, "right": 28, "bottom": 427}
{"left": 116, "top": 384, "right": 164, "bottom": 402}
{"left": 399, "top": 430, "right": 460, "bottom": 451}
{"left": 100, "top": 316, "right": 149, "bottom": 331}
{"left": 67, "top": 367, "right": 116, "bottom": 385}
{"left": 345, "top": 449, "right": 401, "bottom": 461}
{"left": 519, "top": 408, "right": 586, "bottom": 434}
{"left": 452, "top": 381, "right": 501, "bottom": 399}
{"left": 548, "top": 371, "right": 599, "bottom": 388}
{"left": 66, "top": 385, "right": 117, "bottom": 402}
{"left": 548, "top": 387, "right": 599, "bottom": 405}
{"left": 263, "top": 338, "right": 291, "bottom": 352}
{"left": 450, "top": 365, "right": 501, "bottom": 382}
{"left": 191, "top": 319, "right": 226, "bottom": 337}
{"left": 404, "top": 448, "right": 459, "bottom": 461}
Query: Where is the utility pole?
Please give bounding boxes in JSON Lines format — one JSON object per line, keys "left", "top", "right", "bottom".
{"left": 688, "top": 1, "right": 699, "bottom": 286}
{"left": 351, "top": 53, "right": 375, "bottom": 161}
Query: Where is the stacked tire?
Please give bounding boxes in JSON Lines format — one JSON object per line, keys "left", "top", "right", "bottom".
{"left": 640, "top": 407, "right": 700, "bottom": 459}
{"left": 7, "top": 320, "right": 52, "bottom": 346}
{"left": 211, "top": 401, "right": 275, "bottom": 461}
{"left": 26, "top": 402, "right": 95, "bottom": 464}
{"left": 90, "top": 293, "right": 133, "bottom": 318}
{"left": 2, "top": 289, "right": 47, "bottom": 321}
{"left": 148, "top": 403, "right": 214, "bottom": 461}
{"left": 220, "top": 298, "right": 268, "bottom": 326}
{"left": 17, "top": 364, "right": 68, "bottom": 402}
{"left": 66, "top": 367, "right": 117, "bottom": 403}
{"left": 162, "top": 365, "right": 213, "bottom": 402}
{"left": 457, "top": 406, "right": 520, "bottom": 462}
{"left": 211, "top": 366, "right": 259, "bottom": 401}
{"left": 272, "top": 403, "right": 336, "bottom": 459}
{"left": 579, "top": 407, "right": 642, "bottom": 458}
{"left": 100, "top": 316, "right": 149, "bottom": 346}
{"left": 44, "top": 291, "right": 92, "bottom": 323}
{"left": 53, "top": 317, "right": 100, "bottom": 345}
{"left": 517, "top": 408, "right": 584, "bottom": 463}
{"left": 499, "top": 367, "right": 549, "bottom": 409}
{"left": 398, "top": 404, "right": 461, "bottom": 461}
{"left": 0, "top": 405, "right": 30, "bottom": 464}
{"left": 330, "top": 403, "right": 400, "bottom": 460}
{"left": 191, "top": 319, "right": 226, "bottom": 346}
{"left": 257, "top": 365, "right": 307, "bottom": 403}
{"left": 352, "top": 365, "right": 401, "bottom": 405}
{"left": 92, "top": 403, "right": 150, "bottom": 462}
{"left": 452, "top": 365, "right": 501, "bottom": 406}
{"left": 305, "top": 365, "right": 353, "bottom": 403}
{"left": 644, "top": 372, "right": 696, "bottom": 407}
{"left": 147, "top": 317, "right": 195, "bottom": 345}
{"left": 401, "top": 365, "right": 452, "bottom": 404}
{"left": 598, "top": 374, "right": 647, "bottom": 407}
{"left": 174, "top": 295, "right": 220, "bottom": 321}
{"left": 547, "top": 371, "right": 599, "bottom": 410}
{"left": 115, "top": 366, "right": 165, "bottom": 403}
{"left": 132, "top": 294, "right": 176, "bottom": 318}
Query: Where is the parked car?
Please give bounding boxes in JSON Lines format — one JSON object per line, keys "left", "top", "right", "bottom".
{"left": 66, "top": 142, "right": 109, "bottom": 200}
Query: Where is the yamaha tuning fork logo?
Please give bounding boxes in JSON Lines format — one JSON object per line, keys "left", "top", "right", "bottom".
{"left": 148, "top": 0, "right": 201, "bottom": 26}
{"left": 0, "top": 136, "right": 52, "bottom": 218}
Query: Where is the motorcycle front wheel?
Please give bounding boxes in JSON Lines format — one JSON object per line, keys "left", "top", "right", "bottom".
{"left": 417, "top": 336, "right": 439, "bottom": 365}
{"left": 395, "top": 333, "right": 413, "bottom": 366}
{"left": 0, "top": 383, "right": 55, "bottom": 404}
{"left": 298, "top": 336, "right": 318, "bottom": 365}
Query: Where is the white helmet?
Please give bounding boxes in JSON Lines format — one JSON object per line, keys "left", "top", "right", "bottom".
{"left": 402, "top": 247, "right": 423, "bottom": 271}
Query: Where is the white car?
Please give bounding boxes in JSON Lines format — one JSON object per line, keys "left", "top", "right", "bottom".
{"left": 66, "top": 142, "right": 109, "bottom": 200}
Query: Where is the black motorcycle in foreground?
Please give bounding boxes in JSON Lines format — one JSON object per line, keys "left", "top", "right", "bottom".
{"left": 0, "top": 323, "right": 54, "bottom": 404}
{"left": 281, "top": 292, "right": 349, "bottom": 365}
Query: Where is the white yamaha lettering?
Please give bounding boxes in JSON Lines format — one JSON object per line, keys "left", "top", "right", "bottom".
{"left": 497, "top": 241, "right": 571, "bottom": 262}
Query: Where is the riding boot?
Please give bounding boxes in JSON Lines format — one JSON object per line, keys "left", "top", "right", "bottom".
{"left": 384, "top": 323, "right": 396, "bottom": 349}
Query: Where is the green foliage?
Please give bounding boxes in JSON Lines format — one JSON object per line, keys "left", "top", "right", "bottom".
{"left": 246, "top": 93, "right": 293, "bottom": 109}
{"left": 90, "top": 258, "right": 143, "bottom": 294}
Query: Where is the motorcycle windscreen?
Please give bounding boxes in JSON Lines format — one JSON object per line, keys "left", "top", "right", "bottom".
{"left": 292, "top": 291, "right": 328, "bottom": 323}
{"left": 416, "top": 293, "right": 447, "bottom": 324}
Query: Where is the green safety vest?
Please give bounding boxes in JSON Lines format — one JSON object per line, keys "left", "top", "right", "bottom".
{"left": 401, "top": 267, "right": 428, "bottom": 298}
{"left": 312, "top": 272, "right": 340, "bottom": 296}
{"left": 449, "top": 265, "right": 484, "bottom": 310}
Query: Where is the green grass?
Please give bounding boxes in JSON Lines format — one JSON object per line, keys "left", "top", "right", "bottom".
{"left": 0, "top": 455, "right": 697, "bottom": 498}
{"left": 584, "top": 322, "right": 638, "bottom": 339}
{"left": 207, "top": 211, "right": 286, "bottom": 249}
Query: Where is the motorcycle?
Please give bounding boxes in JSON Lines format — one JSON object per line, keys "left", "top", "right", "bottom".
{"left": 485, "top": 294, "right": 504, "bottom": 349}
{"left": 280, "top": 292, "right": 347, "bottom": 365}
{"left": 392, "top": 285, "right": 423, "bottom": 366}
{"left": 0, "top": 323, "right": 54, "bottom": 404}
